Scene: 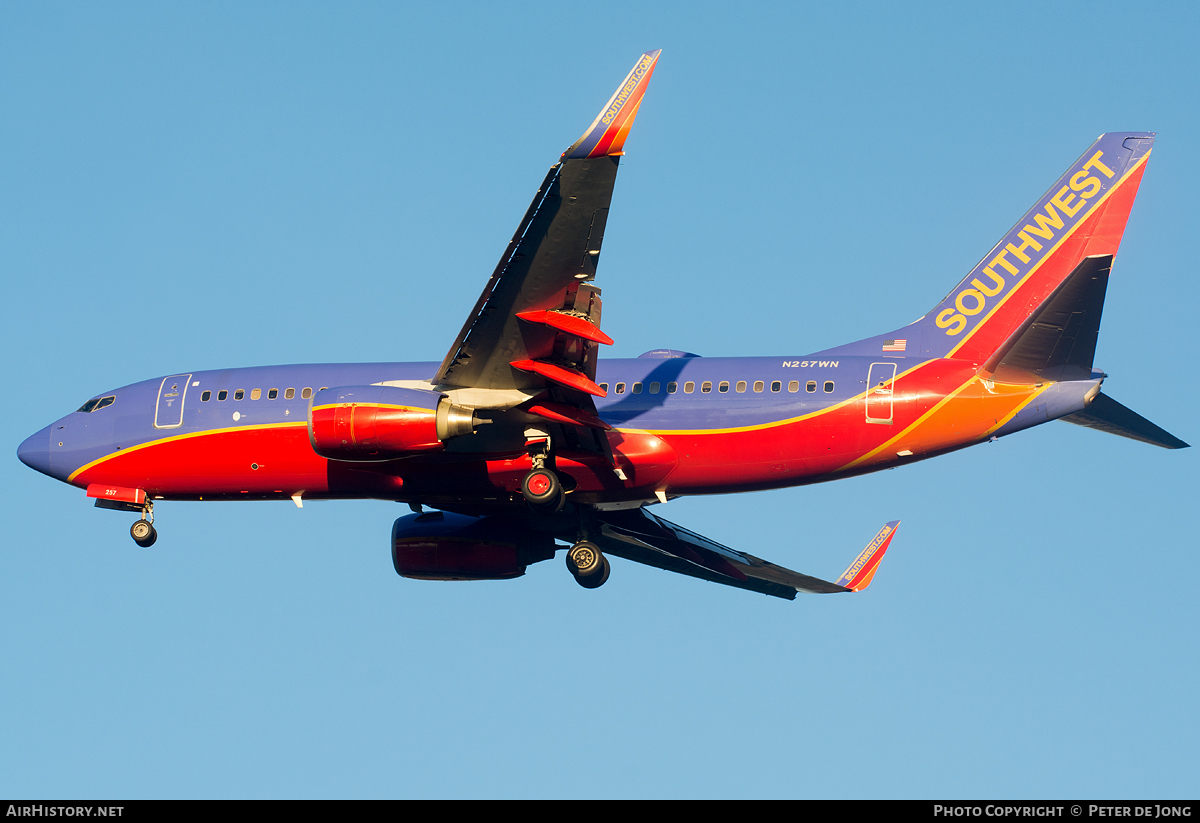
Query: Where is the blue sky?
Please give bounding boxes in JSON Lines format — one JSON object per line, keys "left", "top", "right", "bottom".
{"left": 2, "top": 1, "right": 1197, "bottom": 798}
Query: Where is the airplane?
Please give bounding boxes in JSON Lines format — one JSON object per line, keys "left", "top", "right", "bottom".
{"left": 16, "top": 50, "right": 1188, "bottom": 601}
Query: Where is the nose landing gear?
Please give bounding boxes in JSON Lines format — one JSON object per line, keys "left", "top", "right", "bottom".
{"left": 566, "top": 540, "right": 610, "bottom": 589}
{"left": 130, "top": 501, "right": 157, "bottom": 548}
{"left": 130, "top": 519, "right": 157, "bottom": 547}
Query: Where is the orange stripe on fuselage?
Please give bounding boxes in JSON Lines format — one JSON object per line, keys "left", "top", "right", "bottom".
{"left": 838, "top": 377, "right": 1050, "bottom": 473}
{"left": 654, "top": 359, "right": 989, "bottom": 491}
{"left": 651, "top": 360, "right": 1053, "bottom": 493}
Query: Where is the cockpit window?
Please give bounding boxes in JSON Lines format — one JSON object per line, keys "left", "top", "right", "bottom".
{"left": 76, "top": 396, "right": 115, "bottom": 413}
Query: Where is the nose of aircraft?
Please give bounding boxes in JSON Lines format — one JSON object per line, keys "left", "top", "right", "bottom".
{"left": 17, "top": 424, "right": 53, "bottom": 477}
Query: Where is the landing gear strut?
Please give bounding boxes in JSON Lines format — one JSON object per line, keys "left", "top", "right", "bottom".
{"left": 567, "top": 540, "right": 610, "bottom": 589}
{"left": 130, "top": 500, "right": 157, "bottom": 548}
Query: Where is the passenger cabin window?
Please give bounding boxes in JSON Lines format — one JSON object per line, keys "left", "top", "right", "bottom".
{"left": 701, "top": 381, "right": 712, "bottom": 393}
{"left": 649, "top": 382, "right": 660, "bottom": 394}
{"left": 251, "top": 389, "right": 262, "bottom": 400}
{"left": 788, "top": 380, "right": 799, "bottom": 393}
{"left": 201, "top": 391, "right": 212, "bottom": 402}
{"left": 771, "top": 381, "right": 782, "bottom": 392}
{"left": 234, "top": 390, "right": 245, "bottom": 400}
{"left": 753, "top": 381, "right": 765, "bottom": 393}
{"left": 218, "top": 390, "right": 228, "bottom": 401}
{"left": 285, "top": 388, "right": 295, "bottom": 400}
{"left": 301, "top": 387, "right": 312, "bottom": 399}
{"left": 736, "top": 381, "right": 747, "bottom": 393}
{"left": 615, "top": 382, "right": 626, "bottom": 394}
{"left": 667, "top": 382, "right": 678, "bottom": 393}
{"left": 268, "top": 388, "right": 278, "bottom": 399}
{"left": 599, "top": 383, "right": 609, "bottom": 392}
{"left": 718, "top": 381, "right": 729, "bottom": 393}
{"left": 824, "top": 381, "right": 835, "bottom": 393}
{"left": 632, "top": 382, "right": 643, "bottom": 394}
{"left": 684, "top": 382, "right": 695, "bottom": 394}
{"left": 806, "top": 381, "right": 817, "bottom": 393}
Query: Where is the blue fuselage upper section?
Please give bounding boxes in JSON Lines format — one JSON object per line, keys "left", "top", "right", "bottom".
{"left": 18, "top": 355, "right": 864, "bottom": 481}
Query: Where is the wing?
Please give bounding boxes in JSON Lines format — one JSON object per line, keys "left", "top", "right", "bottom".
{"left": 433, "top": 50, "right": 660, "bottom": 410}
{"left": 591, "top": 508, "right": 900, "bottom": 600}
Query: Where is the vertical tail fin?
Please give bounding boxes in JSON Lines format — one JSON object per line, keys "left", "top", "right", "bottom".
{"left": 917, "top": 133, "right": 1153, "bottom": 362}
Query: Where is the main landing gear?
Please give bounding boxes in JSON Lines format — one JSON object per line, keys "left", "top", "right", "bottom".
{"left": 566, "top": 540, "right": 610, "bottom": 589}
{"left": 522, "top": 468, "right": 564, "bottom": 512}
{"left": 521, "top": 435, "right": 609, "bottom": 589}
{"left": 521, "top": 437, "right": 565, "bottom": 513}
{"left": 130, "top": 501, "right": 157, "bottom": 548}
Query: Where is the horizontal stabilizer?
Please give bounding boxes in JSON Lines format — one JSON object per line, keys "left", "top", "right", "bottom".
{"left": 1061, "top": 392, "right": 1189, "bottom": 449}
{"left": 981, "top": 255, "right": 1111, "bottom": 383}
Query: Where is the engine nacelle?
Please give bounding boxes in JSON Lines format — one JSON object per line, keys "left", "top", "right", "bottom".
{"left": 308, "top": 385, "right": 478, "bottom": 461}
{"left": 391, "top": 511, "right": 555, "bottom": 581}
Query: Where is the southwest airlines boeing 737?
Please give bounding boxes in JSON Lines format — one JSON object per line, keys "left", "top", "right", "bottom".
{"left": 16, "top": 51, "right": 1188, "bottom": 600}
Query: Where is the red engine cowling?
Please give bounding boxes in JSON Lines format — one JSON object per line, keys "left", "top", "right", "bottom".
{"left": 309, "top": 385, "right": 477, "bottom": 461}
{"left": 391, "top": 511, "right": 556, "bottom": 580}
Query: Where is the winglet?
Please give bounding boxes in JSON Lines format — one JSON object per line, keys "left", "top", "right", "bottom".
{"left": 835, "top": 521, "right": 900, "bottom": 592}
{"left": 564, "top": 50, "right": 660, "bottom": 159}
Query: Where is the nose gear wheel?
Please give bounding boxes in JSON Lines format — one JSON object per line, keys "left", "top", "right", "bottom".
{"left": 130, "top": 519, "right": 157, "bottom": 548}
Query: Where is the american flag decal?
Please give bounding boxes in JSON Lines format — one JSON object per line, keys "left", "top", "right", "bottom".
{"left": 882, "top": 339, "right": 907, "bottom": 352}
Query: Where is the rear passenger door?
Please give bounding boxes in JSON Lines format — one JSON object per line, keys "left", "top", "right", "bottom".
{"left": 865, "top": 363, "right": 896, "bottom": 424}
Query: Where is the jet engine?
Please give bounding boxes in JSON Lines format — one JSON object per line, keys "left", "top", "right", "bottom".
{"left": 391, "top": 511, "right": 556, "bottom": 580}
{"left": 308, "top": 385, "right": 480, "bottom": 461}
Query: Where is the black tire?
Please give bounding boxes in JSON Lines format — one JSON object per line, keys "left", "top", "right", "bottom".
{"left": 131, "top": 520, "right": 157, "bottom": 548}
{"left": 566, "top": 540, "right": 604, "bottom": 578}
{"left": 522, "top": 469, "right": 564, "bottom": 512}
{"left": 574, "top": 555, "right": 610, "bottom": 589}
